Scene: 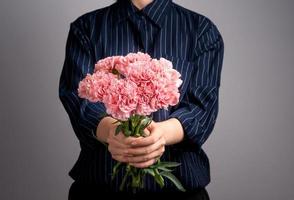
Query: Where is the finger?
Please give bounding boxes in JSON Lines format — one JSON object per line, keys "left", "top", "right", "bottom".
{"left": 126, "top": 146, "right": 165, "bottom": 163}
{"left": 143, "top": 128, "right": 151, "bottom": 137}
{"left": 130, "top": 132, "right": 161, "bottom": 147}
{"left": 113, "top": 132, "right": 143, "bottom": 146}
{"left": 107, "top": 136, "right": 129, "bottom": 150}
{"left": 126, "top": 137, "right": 165, "bottom": 156}
{"left": 108, "top": 144, "right": 127, "bottom": 156}
{"left": 112, "top": 155, "right": 128, "bottom": 163}
{"left": 107, "top": 137, "right": 132, "bottom": 156}
{"left": 146, "top": 120, "right": 156, "bottom": 131}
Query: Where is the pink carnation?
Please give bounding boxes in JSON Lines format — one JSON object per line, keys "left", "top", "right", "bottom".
{"left": 103, "top": 79, "right": 138, "bottom": 120}
{"left": 78, "top": 52, "right": 182, "bottom": 120}
{"left": 94, "top": 56, "right": 128, "bottom": 73}
{"left": 77, "top": 72, "right": 115, "bottom": 102}
{"left": 125, "top": 52, "right": 151, "bottom": 63}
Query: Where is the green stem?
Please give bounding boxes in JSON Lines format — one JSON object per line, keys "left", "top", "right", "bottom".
{"left": 119, "top": 164, "right": 131, "bottom": 191}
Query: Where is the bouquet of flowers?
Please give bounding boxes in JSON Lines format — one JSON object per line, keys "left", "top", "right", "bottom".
{"left": 78, "top": 52, "right": 185, "bottom": 192}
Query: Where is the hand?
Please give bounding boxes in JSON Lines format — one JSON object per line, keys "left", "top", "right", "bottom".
{"left": 107, "top": 127, "right": 152, "bottom": 163}
{"left": 107, "top": 131, "right": 133, "bottom": 163}
{"left": 124, "top": 118, "right": 184, "bottom": 168}
{"left": 97, "top": 117, "right": 184, "bottom": 167}
{"left": 96, "top": 116, "right": 134, "bottom": 163}
{"left": 124, "top": 121, "right": 166, "bottom": 168}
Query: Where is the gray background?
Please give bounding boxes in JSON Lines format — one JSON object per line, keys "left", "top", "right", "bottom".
{"left": 0, "top": 0, "right": 293, "bottom": 199}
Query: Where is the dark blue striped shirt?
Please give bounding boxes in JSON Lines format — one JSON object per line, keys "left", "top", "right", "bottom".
{"left": 59, "top": 0, "right": 224, "bottom": 192}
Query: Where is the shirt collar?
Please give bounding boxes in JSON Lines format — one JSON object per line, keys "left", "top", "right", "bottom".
{"left": 114, "top": 0, "right": 172, "bottom": 27}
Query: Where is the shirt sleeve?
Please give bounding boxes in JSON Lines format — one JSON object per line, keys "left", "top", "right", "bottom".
{"left": 168, "top": 18, "right": 224, "bottom": 151}
{"left": 58, "top": 20, "right": 106, "bottom": 150}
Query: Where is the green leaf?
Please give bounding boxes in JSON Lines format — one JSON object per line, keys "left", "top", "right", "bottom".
{"left": 111, "top": 162, "right": 122, "bottom": 181}
{"left": 112, "top": 119, "right": 121, "bottom": 124}
{"left": 125, "top": 130, "right": 132, "bottom": 137}
{"left": 140, "top": 119, "right": 147, "bottom": 127}
{"left": 140, "top": 117, "right": 152, "bottom": 128}
{"left": 157, "top": 166, "right": 173, "bottom": 172}
{"left": 139, "top": 169, "right": 146, "bottom": 189}
{"left": 122, "top": 122, "right": 131, "bottom": 136}
{"left": 115, "top": 125, "right": 123, "bottom": 135}
{"left": 131, "top": 174, "right": 141, "bottom": 188}
{"left": 119, "top": 173, "right": 128, "bottom": 191}
{"left": 157, "top": 162, "right": 181, "bottom": 168}
{"left": 153, "top": 169, "right": 164, "bottom": 188}
{"left": 131, "top": 116, "right": 139, "bottom": 128}
{"left": 160, "top": 171, "right": 186, "bottom": 192}
{"left": 134, "top": 133, "right": 141, "bottom": 137}
{"left": 134, "top": 122, "right": 141, "bottom": 136}
{"left": 143, "top": 168, "right": 155, "bottom": 176}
